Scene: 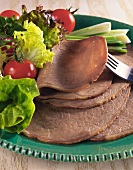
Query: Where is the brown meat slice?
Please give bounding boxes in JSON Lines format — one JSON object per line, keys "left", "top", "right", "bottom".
{"left": 43, "top": 78, "right": 129, "bottom": 109}
{"left": 23, "top": 87, "right": 130, "bottom": 144}
{"left": 90, "top": 44, "right": 133, "bottom": 142}
{"left": 37, "top": 36, "right": 108, "bottom": 92}
{"left": 91, "top": 86, "right": 133, "bottom": 142}
{"left": 39, "top": 68, "right": 113, "bottom": 100}
{"left": 114, "top": 44, "right": 133, "bottom": 67}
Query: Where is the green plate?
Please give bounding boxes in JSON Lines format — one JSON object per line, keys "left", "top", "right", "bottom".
{"left": 1, "top": 15, "right": 133, "bottom": 162}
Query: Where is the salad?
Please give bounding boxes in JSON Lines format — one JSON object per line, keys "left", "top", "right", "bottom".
{"left": 0, "top": 5, "right": 131, "bottom": 134}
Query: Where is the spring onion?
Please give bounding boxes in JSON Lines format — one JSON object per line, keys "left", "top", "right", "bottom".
{"left": 68, "top": 22, "right": 111, "bottom": 36}
{"left": 65, "top": 22, "right": 131, "bottom": 53}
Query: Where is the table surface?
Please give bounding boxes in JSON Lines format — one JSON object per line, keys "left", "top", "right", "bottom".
{"left": 0, "top": 0, "right": 133, "bottom": 169}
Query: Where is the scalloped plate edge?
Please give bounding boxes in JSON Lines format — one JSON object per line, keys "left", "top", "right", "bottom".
{"left": 0, "top": 139, "right": 133, "bottom": 162}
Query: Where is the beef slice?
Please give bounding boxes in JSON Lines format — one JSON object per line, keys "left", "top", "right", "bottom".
{"left": 37, "top": 36, "right": 108, "bottom": 92}
{"left": 91, "top": 86, "right": 133, "bottom": 142}
{"left": 114, "top": 44, "right": 133, "bottom": 67}
{"left": 39, "top": 68, "right": 113, "bottom": 100}
{"left": 23, "top": 87, "right": 130, "bottom": 144}
{"left": 43, "top": 78, "right": 129, "bottom": 109}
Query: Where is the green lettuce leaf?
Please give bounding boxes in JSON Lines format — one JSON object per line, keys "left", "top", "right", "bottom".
{"left": 0, "top": 75, "right": 39, "bottom": 133}
{"left": 14, "top": 21, "right": 54, "bottom": 68}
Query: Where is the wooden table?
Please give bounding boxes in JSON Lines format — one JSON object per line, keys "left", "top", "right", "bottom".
{"left": 0, "top": 0, "right": 133, "bottom": 169}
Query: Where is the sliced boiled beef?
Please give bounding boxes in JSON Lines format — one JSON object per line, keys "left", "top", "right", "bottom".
{"left": 23, "top": 87, "right": 130, "bottom": 144}
{"left": 90, "top": 86, "right": 133, "bottom": 142}
{"left": 43, "top": 78, "right": 130, "bottom": 109}
{"left": 37, "top": 36, "right": 108, "bottom": 92}
{"left": 38, "top": 68, "right": 113, "bottom": 100}
{"left": 114, "top": 44, "right": 133, "bottom": 67}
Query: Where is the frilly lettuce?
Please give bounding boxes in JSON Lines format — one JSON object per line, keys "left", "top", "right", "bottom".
{"left": 14, "top": 21, "right": 54, "bottom": 68}
{"left": 0, "top": 75, "right": 39, "bottom": 133}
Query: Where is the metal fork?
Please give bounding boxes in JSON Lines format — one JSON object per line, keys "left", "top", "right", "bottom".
{"left": 106, "top": 53, "right": 133, "bottom": 82}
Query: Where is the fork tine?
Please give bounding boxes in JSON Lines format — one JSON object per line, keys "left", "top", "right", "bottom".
{"left": 108, "top": 53, "right": 120, "bottom": 64}
{"left": 107, "top": 58, "right": 117, "bottom": 68}
{"left": 106, "top": 53, "right": 118, "bottom": 71}
{"left": 106, "top": 61, "right": 117, "bottom": 72}
{"left": 106, "top": 53, "right": 133, "bottom": 81}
